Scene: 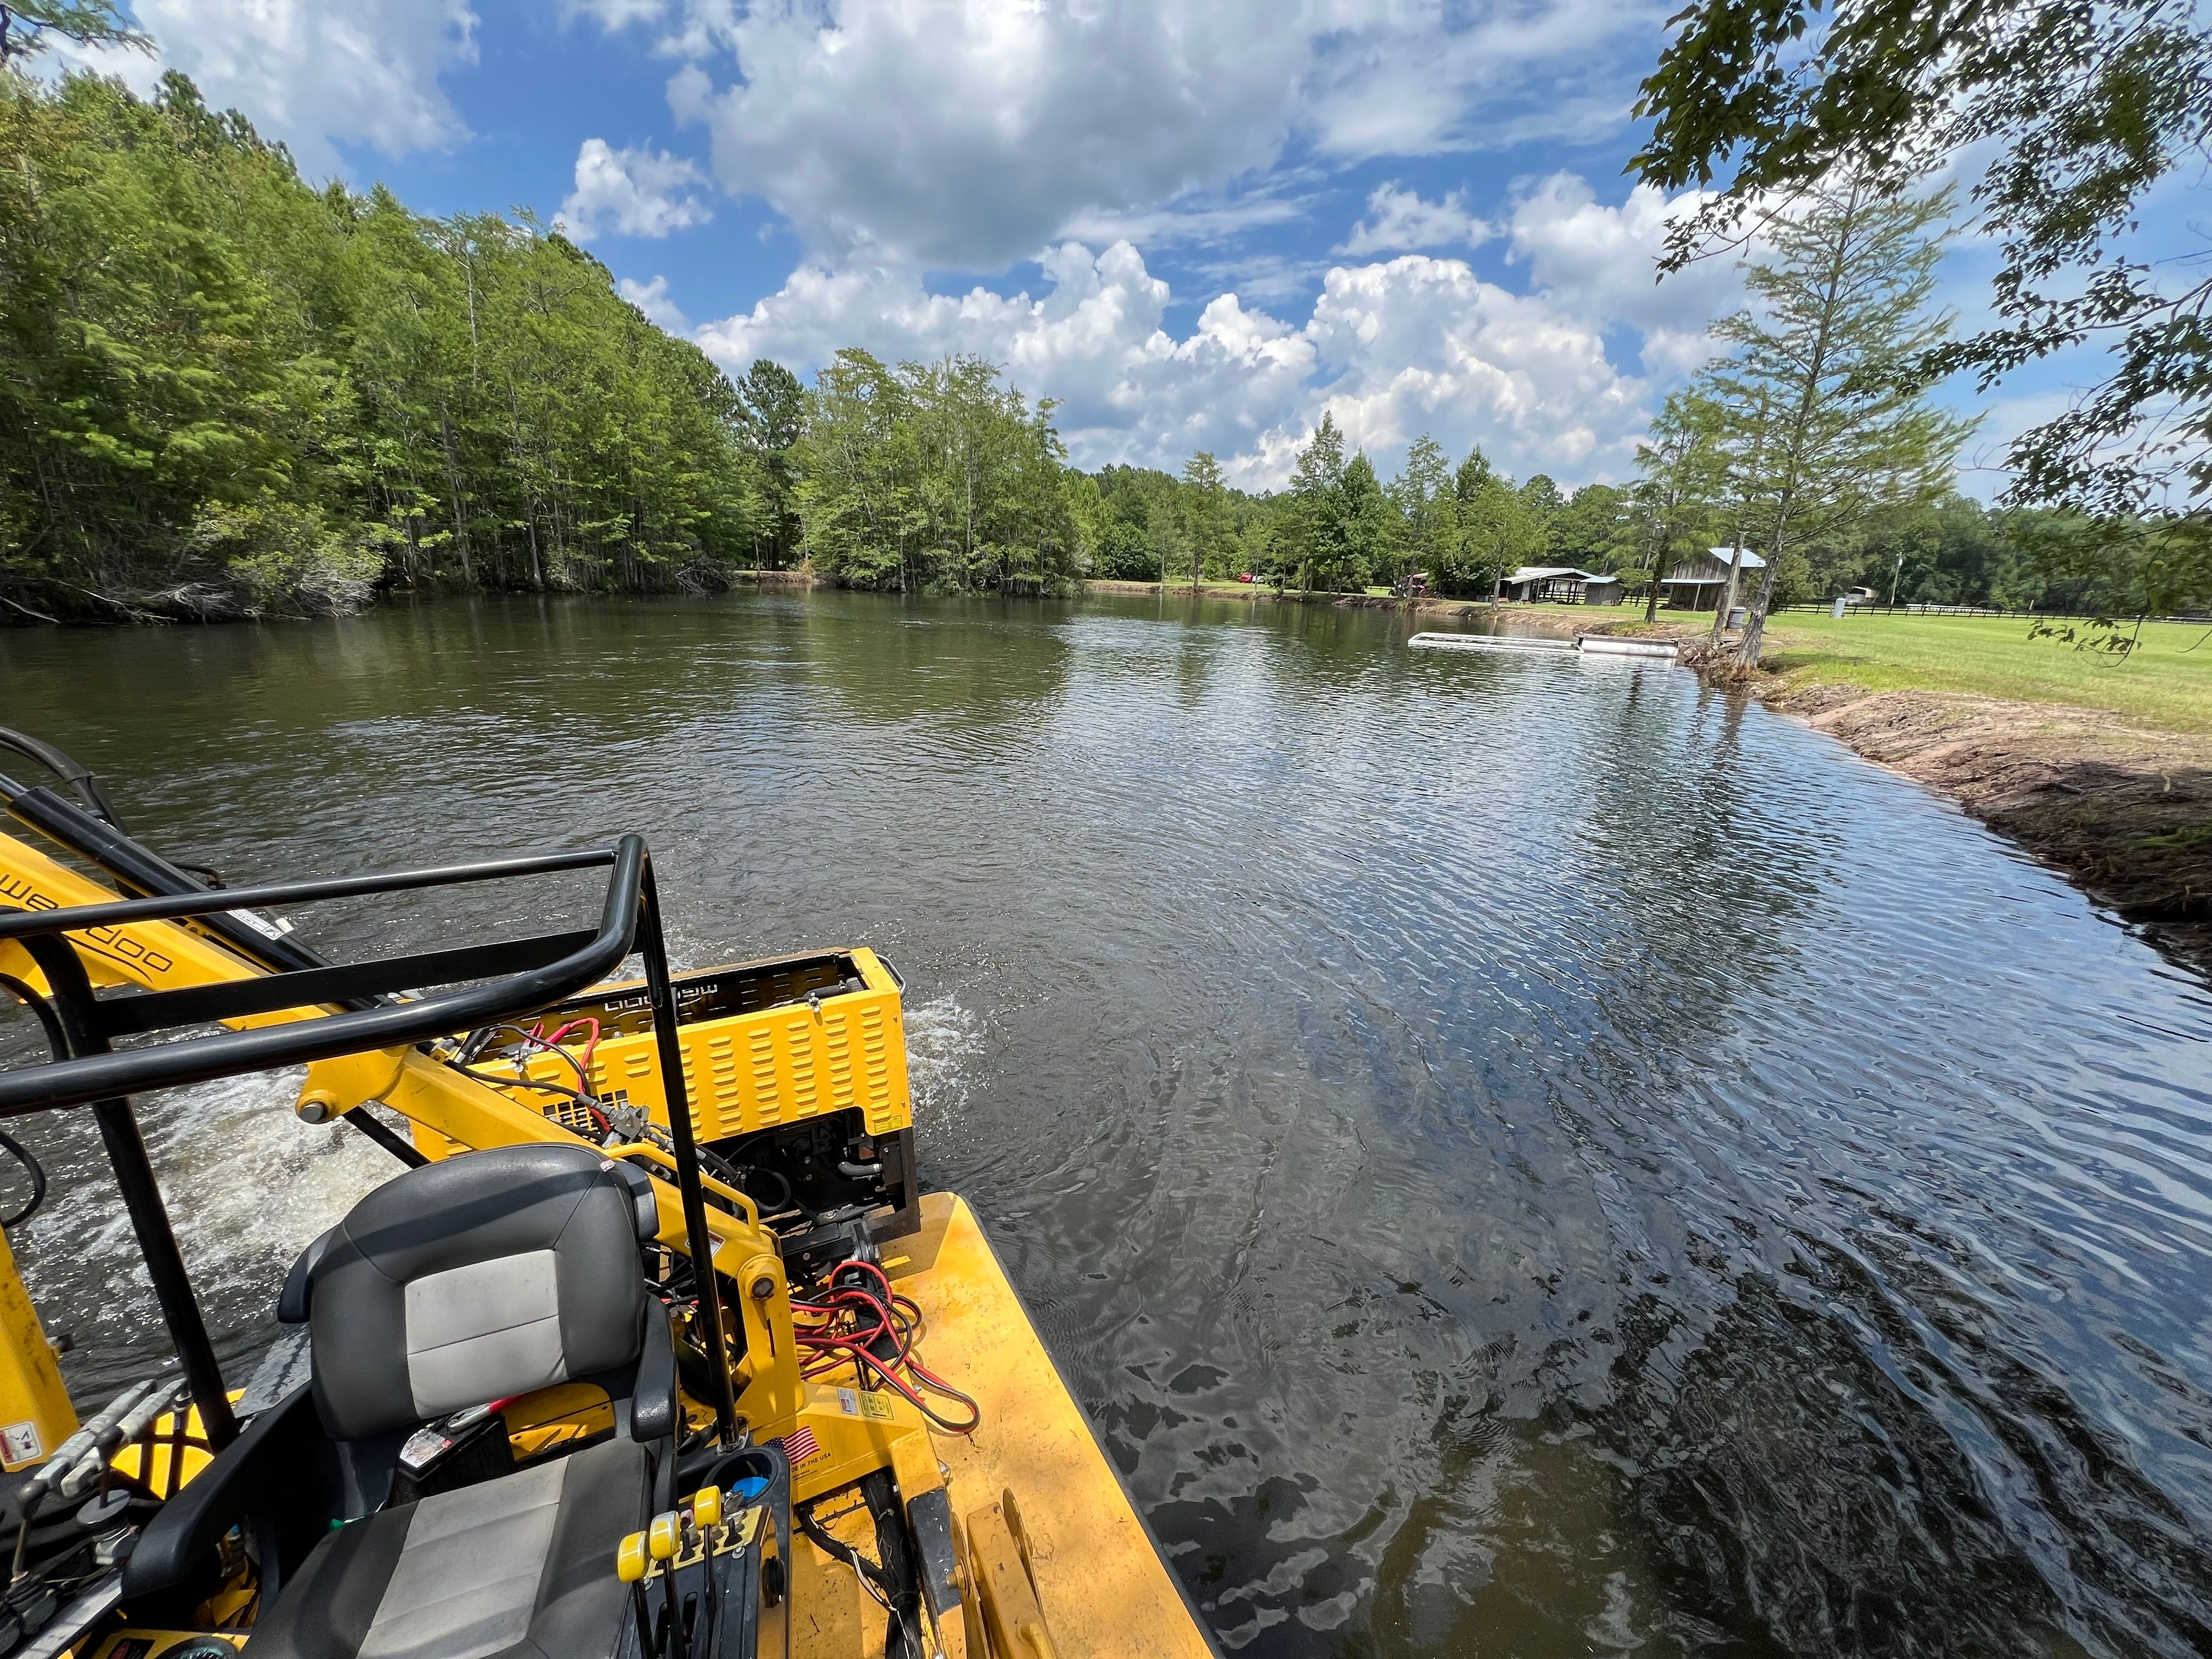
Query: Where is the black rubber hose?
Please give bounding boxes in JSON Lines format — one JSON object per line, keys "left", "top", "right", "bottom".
{"left": 741, "top": 1164, "right": 794, "bottom": 1212}
{"left": 861, "top": 1469, "right": 924, "bottom": 1659}
{"left": 483, "top": 1024, "right": 594, "bottom": 1094}
{"left": 0, "top": 1130, "right": 46, "bottom": 1229}
{"left": 0, "top": 727, "right": 123, "bottom": 828}
{"left": 794, "top": 1500, "right": 896, "bottom": 1598}
{"left": 0, "top": 974, "right": 60, "bottom": 1226}
{"left": 0, "top": 973, "right": 65, "bottom": 1063}
{"left": 453, "top": 1063, "right": 601, "bottom": 1114}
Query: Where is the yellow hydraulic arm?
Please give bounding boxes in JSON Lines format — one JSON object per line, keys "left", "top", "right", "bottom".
{"left": 0, "top": 827, "right": 810, "bottom": 1457}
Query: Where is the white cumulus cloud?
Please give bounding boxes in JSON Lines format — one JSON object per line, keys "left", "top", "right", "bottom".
{"left": 1300, "top": 255, "right": 1642, "bottom": 476}
{"left": 556, "top": 139, "right": 713, "bottom": 241}
{"left": 1338, "top": 183, "right": 1491, "bottom": 256}
{"left": 1507, "top": 172, "right": 1739, "bottom": 377}
{"left": 99, "top": 0, "right": 478, "bottom": 177}
{"left": 571, "top": 0, "right": 1670, "bottom": 270}
{"left": 695, "top": 229, "right": 1661, "bottom": 489}
{"left": 619, "top": 275, "right": 689, "bottom": 331}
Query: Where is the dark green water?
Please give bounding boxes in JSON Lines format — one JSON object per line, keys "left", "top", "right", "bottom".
{"left": 3, "top": 592, "right": 2210, "bottom": 1657}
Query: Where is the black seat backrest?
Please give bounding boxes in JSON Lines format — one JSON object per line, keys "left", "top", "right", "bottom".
{"left": 301, "top": 1143, "right": 659, "bottom": 1443}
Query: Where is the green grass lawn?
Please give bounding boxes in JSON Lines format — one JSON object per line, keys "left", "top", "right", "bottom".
{"left": 1752, "top": 612, "right": 2212, "bottom": 735}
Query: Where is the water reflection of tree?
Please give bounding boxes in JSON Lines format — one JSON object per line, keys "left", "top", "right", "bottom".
{"left": 1595, "top": 1265, "right": 2211, "bottom": 1656}
{"left": 1531, "top": 670, "right": 2212, "bottom": 1657}
{"left": 769, "top": 589, "right": 1077, "bottom": 731}
{"left": 1566, "top": 669, "right": 1831, "bottom": 1044}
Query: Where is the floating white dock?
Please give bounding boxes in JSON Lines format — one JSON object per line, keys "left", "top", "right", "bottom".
{"left": 1407, "top": 631, "right": 1680, "bottom": 661}
{"left": 1408, "top": 631, "right": 1574, "bottom": 654}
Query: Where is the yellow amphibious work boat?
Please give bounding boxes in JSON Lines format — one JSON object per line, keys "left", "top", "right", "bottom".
{"left": 0, "top": 729, "right": 1216, "bottom": 1659}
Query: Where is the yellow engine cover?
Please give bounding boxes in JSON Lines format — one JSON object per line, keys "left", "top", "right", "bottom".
{"left": 505, "top": 947, "right": 912, "bottom": 1143}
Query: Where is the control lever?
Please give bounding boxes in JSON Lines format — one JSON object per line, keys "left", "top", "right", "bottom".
{"left": 648, "top": 1510, "right": 682, "bottom": 1654}
{"left": 623, "top": 1486, "right": 740, "bottom": 1658}
{"left": 691, "top": 1486, "right": 724, "bottom": 1641}
{"left": 60, "top": 1382, "right": 184, "bottom": 1499}
{"left": 11, "top": 1380, "right": 158, "bottom": 1582}
{"left": 616, "top": 1529, "right": 657, "bottom": 1658}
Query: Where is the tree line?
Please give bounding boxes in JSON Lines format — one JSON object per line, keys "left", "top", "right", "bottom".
{"left": 1085, "top": 422, "right": 2128, "bottom": 619}
{"left": 1088, "top": 432, "right": 1620, "bottom": 598}
{"left": 0, "top": 66, "right": 773, "bottom": 619}
{"left": 0, "top": 62, "right": 1139, "bottom": 618}
{"left": 3, "top": 47, "right": 2186, "bottom": 631}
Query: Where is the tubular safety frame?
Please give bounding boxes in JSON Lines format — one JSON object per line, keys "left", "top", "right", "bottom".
{"left": 0, "top": 825, "right": 742, "bottom": 1452}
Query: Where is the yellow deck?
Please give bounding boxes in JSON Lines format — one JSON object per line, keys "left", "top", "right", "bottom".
{"left": 887, "top": 1194, "right": 1213, "bottom": 1658}
{"left": 0, "top": 822, "right": 1215, "bottom": 1658}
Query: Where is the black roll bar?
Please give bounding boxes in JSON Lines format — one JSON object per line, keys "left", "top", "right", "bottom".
{"left": 0, "top": 844, "right": 639, "bottom": 1116}
{"left": 20, "top": 932, "right": 243, "bottom": 1452}
{"left": 0, "top": 824, "right": 742, "bottom": 1451}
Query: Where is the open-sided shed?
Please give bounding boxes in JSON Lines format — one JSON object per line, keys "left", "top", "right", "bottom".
{"left": 1497, "top": 566, "right": 1623, "bottom": 604}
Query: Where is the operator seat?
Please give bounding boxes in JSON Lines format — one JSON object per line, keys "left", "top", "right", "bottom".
{"left": 240, "top": 1143, "right": 677, "bottom": 1659}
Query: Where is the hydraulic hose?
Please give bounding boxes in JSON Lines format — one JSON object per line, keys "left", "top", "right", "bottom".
{"left": 0, "top": 729, "right": 123, "bottom": 828}
{"left": 0, "top": 974, "right": 60, "bottom": 1226}
{"left": 0, "top": 1128, "right": 49, "bottom": 1230}
{"left": 0, "top": 973, "right": 65, "bottom": 1064}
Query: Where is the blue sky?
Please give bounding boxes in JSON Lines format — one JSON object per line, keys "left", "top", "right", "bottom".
{"left": 72, "top": 0, "right": 2129, "bottom": 496}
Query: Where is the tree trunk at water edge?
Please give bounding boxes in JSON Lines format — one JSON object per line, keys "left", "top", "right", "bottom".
{"left": 1736, "top": 552, "right": 1781, "bottom": 667}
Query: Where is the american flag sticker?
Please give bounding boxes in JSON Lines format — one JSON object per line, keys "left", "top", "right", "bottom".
{"left": 780, "top": 1426, "right": 821, "bottom": 1466}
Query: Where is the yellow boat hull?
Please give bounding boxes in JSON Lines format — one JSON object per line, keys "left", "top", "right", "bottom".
{"left": 885, "top": 1194, "right": 1213, "bottom": 1658}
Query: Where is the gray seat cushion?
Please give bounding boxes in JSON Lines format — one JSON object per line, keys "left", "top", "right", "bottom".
{"left": 308, "top": 1146, "right": 652, "bottom": 1442}
{"left": 245, "top": 1436, "right": 648, "bottom": 1659}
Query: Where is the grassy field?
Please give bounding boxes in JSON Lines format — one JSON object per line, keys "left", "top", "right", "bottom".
{"left": 1739, "top": 612, "right": 2212, "bottom": 735}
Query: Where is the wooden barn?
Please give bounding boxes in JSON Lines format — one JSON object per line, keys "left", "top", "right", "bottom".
{"left": 1659, "top": 547, "right": 1767, "bottom": 610}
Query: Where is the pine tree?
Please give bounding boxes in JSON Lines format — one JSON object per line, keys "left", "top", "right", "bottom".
{"left": 1392, "top": 435, "right": 1455, "bottom": 590}
{"left": 1288, "top": 415, "right": 1347, "bottom": 591}
{"left": 1631, "top": 392, "right": 1724, "bottom": 622}
{"left": 1329, "top": 453, "right": 1390, "bottom": 592}
{"left": 1701, "top": 177, "right": 1976, "bottom": 665}
{"left": 1181, "top": 451, "right": 1224, "bottom": 590}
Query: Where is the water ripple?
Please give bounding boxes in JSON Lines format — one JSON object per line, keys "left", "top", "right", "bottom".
{"left": 3, "top": 591, "right": 2209, "bottom": 1656}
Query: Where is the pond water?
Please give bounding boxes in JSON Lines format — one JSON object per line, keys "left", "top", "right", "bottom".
{"left": 2, "top": 591, "right": 2209, "bottom": 1657}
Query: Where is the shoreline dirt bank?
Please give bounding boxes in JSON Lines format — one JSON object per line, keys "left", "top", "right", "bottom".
{"left": 1673, "top": 637, "right": 2212, "bottom": 977}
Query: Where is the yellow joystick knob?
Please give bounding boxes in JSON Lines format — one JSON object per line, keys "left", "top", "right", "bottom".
{"left": 692, "top": 1486, "right": 723, "bottom": 1529}
{"left": 617, "top": 1532, "right": 648, "bottom": 1584}
{"left": 648, "top": 1512, "right": 680, "bottom": 1561}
